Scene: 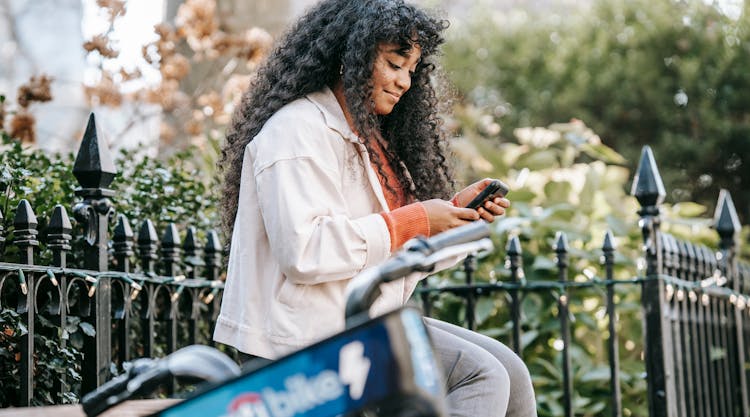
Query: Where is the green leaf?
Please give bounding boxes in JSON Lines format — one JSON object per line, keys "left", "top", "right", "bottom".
{"left": 580, "top": 143, "right": 627, "bottom": 165}
{"left": 672, "top": 202, "right": 707, "bottom": 218}
{"left": 520, "top": 329, "right": 539, "bottom": 348}
{"left": 17, "top": 321, "right": 28, "bottom": 336}
{"left": 579, "top": 365, "right": 611, "bottom": 382}
{"left": 474, "top": 297, "right": 498, "bottom": 324}
{"left": 79, "top": 322, "right": 96, "bottom": 337}
{"left": 532, "top": 357, "right": 563, "bottom": 381}
{"left": 531, "top": 255, "right": 557, "bottom": 271}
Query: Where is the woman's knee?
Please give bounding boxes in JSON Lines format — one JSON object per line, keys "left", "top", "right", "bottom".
{"left": 456, "top": 348, "right": 510, "bottom": 394}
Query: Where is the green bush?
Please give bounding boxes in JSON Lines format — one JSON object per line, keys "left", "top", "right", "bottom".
{"left": 442, "top": 0, "right": 750, "bottom": 223}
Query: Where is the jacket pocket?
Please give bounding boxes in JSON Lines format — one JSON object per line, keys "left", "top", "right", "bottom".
{"left": 275, "top": 278, "right": 307, "bottom": 307}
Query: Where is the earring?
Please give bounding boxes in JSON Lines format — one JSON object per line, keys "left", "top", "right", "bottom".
{"left": 339, "top": 64, "right": 344, "bottom": 75}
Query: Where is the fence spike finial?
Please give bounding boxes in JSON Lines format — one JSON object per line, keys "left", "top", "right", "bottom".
{"left": 554, "top": 231, "right": 569, "bottom": 253}
{"left": 631, "top": 146, "right": 666, "bottom": 209}
{"left": 714, "top": 189, "right": 740, "bottom": 241}
{"left": 14, "top": 199, "right": 38, "bottom": 229}
{"left": 506, "top": 235, "right": 522, "bottom": 256}
{"left": 113, "top": 214, "right": 134, "bottom": 272}
{"left": 73, "top": 113, "right": 117, "bottom": 190}
{"left": 602, "top": 230, "right": 616, "bottom": 252}
{"left": 138, "top": 219, "right": 159, "bottom": 275}
{"left": 48, "top": 205, "right": 73, "bottom": 268}
{"left": 13, "top": 199, "right": 39, "bottom": 264}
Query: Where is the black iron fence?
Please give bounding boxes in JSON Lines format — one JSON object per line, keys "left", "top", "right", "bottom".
{"left": 0, "top": 114, "right": 225, "bottom": 406}
{"left": 1, "top": 113, "right": 749, "bottom": 417}
{"left": 419, "top": 146, "right": 750, "bottom": 417}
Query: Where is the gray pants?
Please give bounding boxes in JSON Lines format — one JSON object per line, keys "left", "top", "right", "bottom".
{"left": 424, "top": 318, "right": 537, "bottom": 417}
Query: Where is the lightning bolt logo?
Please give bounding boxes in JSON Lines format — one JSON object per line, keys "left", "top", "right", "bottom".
{"left": 339, "top": 341, "right": 371, "bottom": 400}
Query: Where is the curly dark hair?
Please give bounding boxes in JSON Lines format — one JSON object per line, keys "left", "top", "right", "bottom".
{"left": 219, "top": 0, "right": 454, "bottom": 238}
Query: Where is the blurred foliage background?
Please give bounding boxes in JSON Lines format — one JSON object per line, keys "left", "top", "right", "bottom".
{"left": 435, "top": 1, "right": 749, "bottom": 414}
{"left": 1, "top": 0, "right": 750, "bottom": 414}
{"left": 442, "top": 0, "right": 750, "bottom": 223}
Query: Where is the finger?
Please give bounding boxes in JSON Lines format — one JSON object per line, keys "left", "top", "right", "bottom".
{"left": 477, "top": 207, "right": 495, "bottom": 222}
{"left": 483, "top": 201, "right": 506, "bottom": 216}
{"left": 493, "top": 197, "right": 511, "bottom": 208}
{"left": 456, "top": 207, "right": 481, "bottom": 221}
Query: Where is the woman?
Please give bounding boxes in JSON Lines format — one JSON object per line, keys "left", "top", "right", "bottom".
{"left": 214, "top": 1, "right": 536, "bottom": 416}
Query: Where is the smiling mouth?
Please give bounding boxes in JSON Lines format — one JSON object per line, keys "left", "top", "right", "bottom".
{"left": 386, "top": 91, "right": 401, "bottom": 100}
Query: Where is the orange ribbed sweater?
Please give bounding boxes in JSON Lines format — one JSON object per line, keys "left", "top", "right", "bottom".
{"left": 368, "top": 139, "right": 431, "bottom": 251}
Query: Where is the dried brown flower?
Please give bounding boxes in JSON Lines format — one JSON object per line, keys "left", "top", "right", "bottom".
{"left": 119, "top": 67, "right": 143, "bottom": 82}
{"left": 154, "top": 22, "right": 178, "bottom": 43}
{"left": 160, "top": 122, "right": 176, "bottom": 145}
{"left": 185, "top": 119, "right": 204, "bottom": 136}
{"left": 241, "top": 28, "right": 273, "bottom": 66}
{"left": 96, "top": 0, "right": 126, "bottom": 22}
{"left": 144, "top": 80, "right": 189, "bottom": 112}
{"left": 84, "top": 71, "right": 123, "bottom": 107}
{"left": 16, "top": 75, "right": 54, "bottom": 108}
{"left": 197, "top": 92, "right": 222, "bottom": 118}
{"left": 9, "top": 111, "right": 36, "bottom": 144}
{"left": 83, "top": 34, "right": 120, "bottom": 59}
{"left": 210, "top": 32, "right": 240, "bottom": 55}
{"left": 177, "top": 0, "right": 218, "bottom": 43}
{"left": 161, "top": 54, "right": 191, "bottom": 81}
{"left": 222, "top": 74, "right": 252, "bottom": 107}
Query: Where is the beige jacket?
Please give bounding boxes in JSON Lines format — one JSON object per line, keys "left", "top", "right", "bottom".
{"left": 213, "top": 87, "right": 424, "bottom": 359}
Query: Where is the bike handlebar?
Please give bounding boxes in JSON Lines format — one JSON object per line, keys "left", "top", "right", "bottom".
{"left": 404, "top": 220, "right": 492, "bottom": 256}
{"left": 344, "top": 221, "right": 493, "bottom": 324}
{"left": 81, "top": 345, "right": 241, "bottom": 417}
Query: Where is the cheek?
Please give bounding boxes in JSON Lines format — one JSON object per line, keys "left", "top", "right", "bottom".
{"left": 372, "top": 69, "right": 389, "bottom": 87}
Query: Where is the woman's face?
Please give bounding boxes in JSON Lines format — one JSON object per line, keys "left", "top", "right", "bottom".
{"left": 370, "top": 43, "right": 422, "bottom": 115}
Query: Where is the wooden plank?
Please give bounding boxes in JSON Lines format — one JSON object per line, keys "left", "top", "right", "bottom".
{"left": 0, "top": 399, "right": 180, "bottom": 417}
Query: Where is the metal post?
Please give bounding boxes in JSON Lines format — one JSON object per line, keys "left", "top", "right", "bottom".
{"left": 183, "top": 227, "right": 201, "bottom": 343}
{"left": 204, "top": 230, "right": 222, "bottom": 345}
{"left": 507, "top": 236, "right": 523, "bottom": 354}
{"left": 72, "top": 113, "right": 117, "bottom": 394}
{"left": 13, "top": 199, "right": 38, "bottom": 406}
{"left": 715, "top": 190, "right": 748, "bottom": 417}
{"left": 138, "top": 220, "right": 158, "bottom": 358}
{"left": 602, "top": 231, "right": 622, "bottom": 417}
{"left": 48, "top": 204, "right": 72, "bottom": 400}
{"left": 113, "top": 214, "right": 134, "bottom": 364}
{"left": 463, "top": 254, "right": 476, "bottom": 331}
{"left": 161, "top": 223, "right": 180, "bottom": 394}
{"left": 554, "top": 231, "right": 573, "bottom": 417}
{"left": 632, "top": 145, "right": 676, "bottom": 417}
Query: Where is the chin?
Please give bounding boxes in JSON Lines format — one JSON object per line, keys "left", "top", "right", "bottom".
{"left": 375, "top": 104, "right": 395, "bottom": 116}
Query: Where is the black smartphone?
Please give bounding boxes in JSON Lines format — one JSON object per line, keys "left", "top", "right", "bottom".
{"left": 464, "top": 179, "right": 509, "bottom": 209}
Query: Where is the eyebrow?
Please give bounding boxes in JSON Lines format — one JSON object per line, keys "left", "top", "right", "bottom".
{"left": 384, "top": 46, "right": 420, "bottom": 61}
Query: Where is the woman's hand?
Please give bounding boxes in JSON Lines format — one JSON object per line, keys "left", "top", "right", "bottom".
{"left": 421, "top": 199, "right": 481, "bottom": 235}
{"left": 452, "top": 178, "right": 511, "bottom": 222}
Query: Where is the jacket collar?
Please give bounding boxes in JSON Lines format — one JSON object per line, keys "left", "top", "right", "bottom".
{"left": 306, "top": 87, "right": 391, "bottom": 212}
{"left": 305, "top": 86, "right": 360, "bottom": 144}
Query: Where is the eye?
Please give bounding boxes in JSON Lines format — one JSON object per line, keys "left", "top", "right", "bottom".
{"left": 388, "top": 61, "right": 401, "bottom": 70}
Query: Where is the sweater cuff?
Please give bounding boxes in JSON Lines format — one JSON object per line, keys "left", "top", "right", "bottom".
{"left": 379, "top": 202, "right": 430, "bottom": 251}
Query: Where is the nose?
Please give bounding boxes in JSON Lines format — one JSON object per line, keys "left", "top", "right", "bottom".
{"left": 394, "top": 70, "right": 411, "bottom": 92}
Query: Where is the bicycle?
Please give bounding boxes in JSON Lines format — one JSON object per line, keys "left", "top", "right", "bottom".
{"left": 82, "top": 221, "right": 494, "bottom": 417}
